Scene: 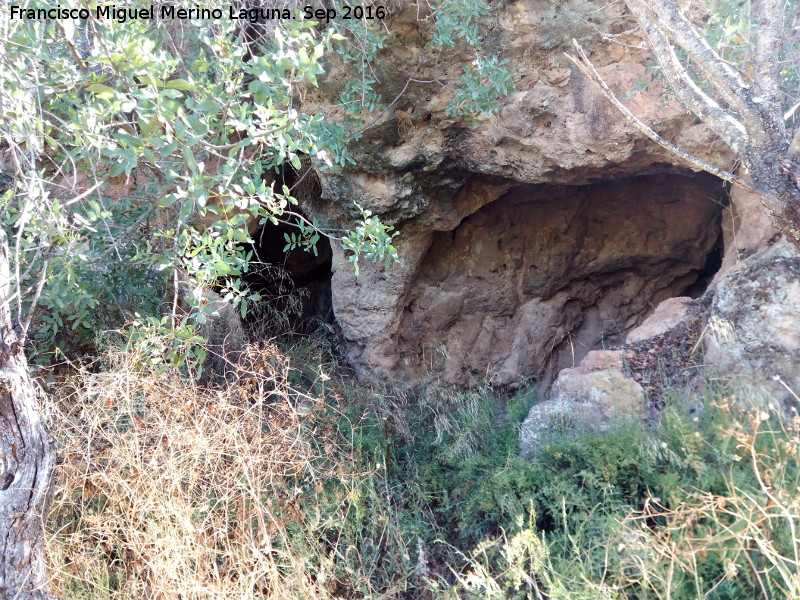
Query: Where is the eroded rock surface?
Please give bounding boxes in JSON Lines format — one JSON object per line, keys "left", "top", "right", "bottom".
{"left": 626, "top": 296, "right": 693, "bottom": 344}
{"left": 521, "top": 184, "right": 800, "bottom": 458}
{"left": 300, "top": 1, "right": 736, "bottom": 387}
{"left": 241, "top": 2, "right": 799, "bottom": 455}
{"left": 705, "top": 253, "right": 800, "bottom": 404}
{"left": 333, "top": 173, "right": 723, "bottom": 386}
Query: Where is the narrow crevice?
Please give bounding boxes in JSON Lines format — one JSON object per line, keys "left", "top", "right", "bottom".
{"left": 681, "top": 224, "right": 725, "bottom": 298}
{"left": 240, "top": 215, "right": 334, "bottom": 337}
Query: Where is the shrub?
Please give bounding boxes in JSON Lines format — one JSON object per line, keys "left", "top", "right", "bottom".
{"left": 443, "top": 391, "right": 800, "bottom": 600}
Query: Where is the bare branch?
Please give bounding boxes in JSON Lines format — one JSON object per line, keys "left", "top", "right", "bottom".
{"left": 625, "top": 0, "right": 748, "bottom": 151}
{"left": 786, "top": 99, "right": 800, "bottom": 123}
{"left": 18, "top": 258, "right": 49, "bottom": 342}
{"left": 753, "top": 0, "right": 786, "bottom": 124}
{"left": 567, "top": 41, "right": 757, "bottom": 193}
{"left": 55, "top": 21, "right": 89, "bottom": 75}
{"left": 630, "top": 0, "right": 754, "bottom": 118}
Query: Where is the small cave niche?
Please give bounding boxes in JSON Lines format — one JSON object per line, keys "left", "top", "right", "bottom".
{"left": 397, "top": 171, "right": 728, "bottom": 387}
{"left": 240, "top": 217, "right": 334, "bottom": 335}
{"left": 236, "top": 160, "right": 334, "bottom": 336}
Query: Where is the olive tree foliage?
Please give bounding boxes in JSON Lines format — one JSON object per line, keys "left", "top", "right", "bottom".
{"left": 570, "top": 0, "right": 800, "bottom": 248}
{"left": 0, "top": 0, "right": 403, "bottom": 374}
{"left": 0, "top": 0, "right": 511, "bottom": 373}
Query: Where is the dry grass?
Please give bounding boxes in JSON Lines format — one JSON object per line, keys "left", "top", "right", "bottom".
{"left": 614, "top": 397, "right": 800, "bottom": 599}
{"left": 43, "top": 342, "right": 385, "bottom": 600}
{"left": 44, "top": 339, "right": 797, "bottom": 600}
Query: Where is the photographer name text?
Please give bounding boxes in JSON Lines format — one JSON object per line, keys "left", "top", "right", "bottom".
{"left": 9, "top": 4, "right": 386, "bottom": 24}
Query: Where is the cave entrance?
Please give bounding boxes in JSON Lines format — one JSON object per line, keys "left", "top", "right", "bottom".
{"left": 237, "top": 159, "right": 334, "bottom": 337}
{"left": 398, "top": 171, "right": 728, "bottom": 387}
{"left": 241, "top": 217, "right": 334, "bottom": 336}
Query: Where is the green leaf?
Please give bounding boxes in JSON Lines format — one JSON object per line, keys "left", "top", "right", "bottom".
{"left": 86, "top": 83, "right": 115, "bottom": 99}
{"left": 183, "top": 146, "right": 198, "bottom": 172}
{"left": 112, "top": 131, "right": 140, "bottom": 147}
{"left": 138, "top": 74, "right": 161, "bottom": 87}
{"left": 158, "top": 195, "right": 179, "bottom": 208}
{"left": 166, "top": 79, "right": 194, "bottom": 91}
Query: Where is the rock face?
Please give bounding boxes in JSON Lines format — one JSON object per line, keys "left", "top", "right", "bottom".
{"left": 274, "top": 1, "right": 796, "bottom": 409}
{"left": 395, "top": 174, "right": 722, "bottom": 386}
{"left": 239, "top": 2, "right": 799, "bottom": 455}
{"left": 519, "top": 350, "right": 646, "bottom": 459}
{"left": 330, "top": 173, "right": 723, "bottom": 385}
{"left": 517, "top": 171, "right": 800, "bottom": 457}
{"left": 300, "top": 2, "right": 735, "bottom": 387}
{"left": 705, "top": 253, "right": 800, "bottom": 404}
{"left": 703, "top": 174, "right": 800, "bottom": 405}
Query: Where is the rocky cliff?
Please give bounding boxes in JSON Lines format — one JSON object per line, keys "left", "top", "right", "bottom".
{"left": 275, "top": 1, "right": 741, "bottom": 385}
{"left": 228, "top": 0, "right": 800, "bottom": 460}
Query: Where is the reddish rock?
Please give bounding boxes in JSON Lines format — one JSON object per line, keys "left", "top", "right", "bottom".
{"left": 626, "top": 297, "right": 693, "bottom": 344}
{"left": 332, "top": 174, "right": 723, "bottom": 386}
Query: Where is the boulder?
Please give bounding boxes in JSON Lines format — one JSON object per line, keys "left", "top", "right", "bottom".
{"left": 519, "top": 350, "right": 646, "bottom": 459}
{"left": 626, "top": 296, "right": 693, "bottom": 344}
{"left": 705, "top": 252, "right": 800, "bottom": 404}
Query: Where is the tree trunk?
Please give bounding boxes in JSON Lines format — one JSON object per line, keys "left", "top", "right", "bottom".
{"left": 0, "top": 229, "right": 57, "bottom": 600}
{"left": 745, "top": 150, "right": 800, "bottom": 247}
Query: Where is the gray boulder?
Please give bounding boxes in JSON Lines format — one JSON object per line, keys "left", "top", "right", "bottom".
{"left": 519, "top": 350, "right": 645, "bottom": 459}
{"left": 705, "top": 251, "right": 800, "bottom": 405}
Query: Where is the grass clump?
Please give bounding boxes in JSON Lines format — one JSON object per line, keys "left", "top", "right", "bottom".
{"left": 44, "top": 342, "right": 398, "bottom": 599}
{"left": 446, "top": 393, "right": 800, "bottom": 600}
{"left": 44, "top": 344, "right": 535, "bottom": 599}
{"left": 43, "top": 341, "right": 800, "bottom": 600}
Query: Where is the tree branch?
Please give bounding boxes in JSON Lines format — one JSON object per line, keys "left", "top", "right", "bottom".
{"left": 566, "top": 41, "right": 757, "bottom": 193}
{"left": 630, "top": 0, "right": 754, "bottom": 118}
{"left": 624, "top": 0, "right": 748, "bottom": 151}
{"left": 790, "top": 123, "right": 800, "bottom": 159}
{"left": 753, "top": 0, "right": 786, "bottom": 126}
{"left": 56, "top": 21, "right": 89, "bottom": 75}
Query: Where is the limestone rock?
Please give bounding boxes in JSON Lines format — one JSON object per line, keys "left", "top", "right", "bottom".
{"left": 332, "top": 173, "right": 724, "bottom": 386}
{"left": 298, "top": 2, "right": 735, "bottom": 387}
{"left": 519, "top": 350, "right": 646, "bottom": 459}
{"left": 714, "top": 182, "right": 783, "bottom": 284}
{"left": 705, "top": 253, "right": 800, "bottom": 403}
{"left": 626, "top": 297, "right": 693, "bottom": 344}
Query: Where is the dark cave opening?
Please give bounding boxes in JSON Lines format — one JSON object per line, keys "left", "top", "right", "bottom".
{"left": 240, "top": 216, "right": 334, "bottom": 336}
{"left": 234, "top": 157, "right": 334, "bottom": 336}
{"left": 682, "top": 223, "right": 725, "bottom": 299}
{"left": 397, "top": 171, "right": 729, "bottom": 386}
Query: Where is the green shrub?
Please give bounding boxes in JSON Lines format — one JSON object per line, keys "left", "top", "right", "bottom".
{"left": 444, "top": 391, "right": 800, "bottom": 600}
